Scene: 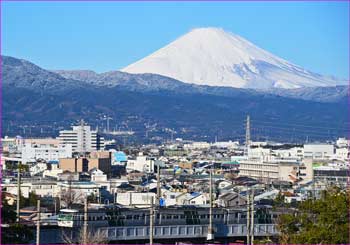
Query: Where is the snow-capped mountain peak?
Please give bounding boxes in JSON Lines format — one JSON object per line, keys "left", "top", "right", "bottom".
{"left": 122, "top": 27, "right": 346, "bottom": 89}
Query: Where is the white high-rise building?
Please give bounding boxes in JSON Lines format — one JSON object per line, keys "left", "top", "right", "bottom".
{"left": 58, "top": 120, "right": 104, "bottom": 153}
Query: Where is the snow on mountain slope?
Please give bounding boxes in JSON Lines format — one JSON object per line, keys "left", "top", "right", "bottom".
{"left": 122, "top": 27, "right": 346, "bottom": 89}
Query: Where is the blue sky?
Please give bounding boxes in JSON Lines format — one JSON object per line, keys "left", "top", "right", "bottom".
{"left": 2, "top": 1, "right": 349, "bottom": 78}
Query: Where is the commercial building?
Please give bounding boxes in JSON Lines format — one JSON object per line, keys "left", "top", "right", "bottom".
{"left": 303, "top": 144, "right": 334, "bottom": 160}
{"left": 59, "top": 154, "right": 111, "bottom": 176}
{"left": 2, "top": 179, "right": 59, "bottom": 198}
{"left": 58, "top": 120, "right": 104, "bottom": 153}
{"left": 313, "top": 166, "right": 349, "bottom": 188}
{"left": 21, "top": 143, "right": 72, "bottom": 163}
{"left": 239, "top": 158, "right": 312, "bottom": 184}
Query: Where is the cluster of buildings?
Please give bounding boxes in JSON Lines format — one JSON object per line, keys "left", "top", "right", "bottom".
{"left": 1, "top": 121, "right": 349, "bottom": 225}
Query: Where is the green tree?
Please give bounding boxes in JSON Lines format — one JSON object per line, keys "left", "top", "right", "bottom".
{"left": 27, "top": 191, "right": 38, "bottom": 206}
{"left": 1, "top": 195, "right": 34, "bottom": 244}
{"left": 19, "top": 191, "right": 27, "bottom": 208}
{"left": 273, "top": 191, "right": 285, "bottom": 207}
{"left": 1, "top": 224, "right": 34, "bottom": 244}
{"left": 18, "top": 191, "right": 37, "bottom": 208}
{"left": 87, "top": 193, "right": 97, "bottom": 203}
{"left": 1, "top": 195, "right": 17, "bottom": 223}
{"left": 277, "top": 187, "right": 350, "bottom": 244}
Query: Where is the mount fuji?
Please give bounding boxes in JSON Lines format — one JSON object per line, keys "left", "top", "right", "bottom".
{"left": 123, "top": 27, "right": 346, "bottom": 90}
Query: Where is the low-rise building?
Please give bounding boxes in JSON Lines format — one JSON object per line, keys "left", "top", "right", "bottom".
{"left": 184, "top": 142, "right": 210, "bottom": 150}
{"left": 217, "top": 192, "right": 247, "bottom": 207}
{"left": 90, "top": 168, "right": 107, "bottom": 182}
{"left": 239, "top": 158, "right": 312, "bottom": 184}
{"left": 336, "top": 138, "right": 349, "bottom": 148}
{"left": 126, "top": 153, "right": 155, "bottom": 173}
{"left": 29, "top": 162, "right": 48, "bottom": 176}
{"left": 3, "top": 179, "right": 58, "bottom": 198}
{"left": 334, "top": 147, "right": 350, "bottom": 161}
{"left": 21, "top": 143, "right": 72, "bottom": 163}
{"left": 59, "top": 154, "right": 111, "bottom": 176}
{"left": 116, "top": 192, "right": 156, "bottom": 207}
{"left": 57, "top": 181, "right": 100, "bottom": 205}
{"left": 183, "top": 192, "right": 209, "bottom": 205}
{"left": 303, "top": 144, "right": 334, "bottom": 160}
{"left": 313, "top": 166, "right": 349, "bottom": 188}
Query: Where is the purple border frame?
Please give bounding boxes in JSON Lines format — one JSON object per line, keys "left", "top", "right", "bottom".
{"left": 0, "top": 0, "right": 349, "bottom": 244}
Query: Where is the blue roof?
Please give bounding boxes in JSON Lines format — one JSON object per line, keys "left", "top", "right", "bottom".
{"left": 114, "top": 151, "right": 127, "bottom": 162}
{"left": 191, "top": 192, "right": 200, "bottom": 197}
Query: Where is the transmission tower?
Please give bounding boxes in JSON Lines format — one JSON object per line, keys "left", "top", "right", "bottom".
{"left": 245, "top": 115, "right": 251, "bottom": 156}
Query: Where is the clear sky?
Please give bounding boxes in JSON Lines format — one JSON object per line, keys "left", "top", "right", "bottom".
{"left": 2, "top": 1, "right": 349, "bottom": 78}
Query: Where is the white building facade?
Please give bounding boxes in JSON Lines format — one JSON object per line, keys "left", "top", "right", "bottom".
{"left": 58, "top": 121, "right": 104, "bottom": 153}
{"left": 303, "top": 144, "right": 334, "bottom": 160}
{"left": 126, "top": 153, "right": 155, "bottom": 173}
{"left": 21, "top": 143, "right": 72, "bottom": 163}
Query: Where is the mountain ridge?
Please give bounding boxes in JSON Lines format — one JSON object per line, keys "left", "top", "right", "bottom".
{"left": 3, "top": 55, "right": 348, "bottom": 141}
{"left": 3, "top": 55, "right": 347, "bottom": 103}
{"left": 122, "top": 27, "right": 346, "bottom": 89}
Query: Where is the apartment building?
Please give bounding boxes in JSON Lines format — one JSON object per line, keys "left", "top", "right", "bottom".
{"left": 58, "top": 120, "right": 104, "bottom": 153}
{"left": 239, "top": 158, "right": 312, "bottom": 183}
{"left": 21, "top": 143, "right": 72, "bottom": 163}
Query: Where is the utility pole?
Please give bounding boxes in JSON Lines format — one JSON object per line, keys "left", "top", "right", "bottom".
{"left": 36, "top": 200, "right": 41, "bottom": 245}
{"left": 250, "top": 189, "right": 255, "bottom": 245}
{"left": 149, "top": 196, "right": 154, "bottom": 245}
{"left": 157, "top": 161, "right": 161, "bottom": 203}
{"left": 54, "top": 197, "right": 57, "bottom": 214}
{"left": 246, "top": 189, "right": 250, "bottom": 245}
{"left": 245, "top": 115, "right": 251, "bottom": 157}
{"left": 207, "top": 167, "right": 214, "bottom": 240}
{"left": 83, "top": 198, "right": 88, "bottom": 244}
{"left": 16, "top": 162, "right": 21, "bottom": 223}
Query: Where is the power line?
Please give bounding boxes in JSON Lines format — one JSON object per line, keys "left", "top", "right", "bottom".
{"left": 252, "top": 126, "right": 346, "bottom": 137}
{"left": 251, "top": 120, "right": 350, "bottom": 131}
